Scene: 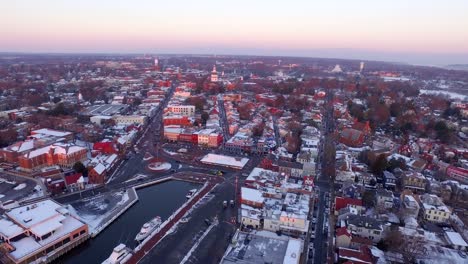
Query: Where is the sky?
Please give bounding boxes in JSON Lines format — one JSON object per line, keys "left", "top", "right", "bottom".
{"left": 1, "top": 0, "right": 468, "bottom": 65}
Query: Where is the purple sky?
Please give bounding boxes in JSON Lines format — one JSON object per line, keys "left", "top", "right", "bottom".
{"left": 2, "top": 0, "right": 468, "bottom": 65}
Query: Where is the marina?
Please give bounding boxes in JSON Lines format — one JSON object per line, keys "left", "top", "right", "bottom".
{"left": 54, "top": 180, "right": 200, "bottom": 264}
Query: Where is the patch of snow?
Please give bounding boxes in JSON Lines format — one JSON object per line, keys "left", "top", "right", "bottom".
{"left": 14, "top": 183, "right": 26, "bottom": 191}
{"left": 420, "top": 89, "right": 467, "bottom": 100}
{"left": 116, "top": 192, "right": 129, "bottom": 206}
{"left": 163, "top": 149, "right": 177, "bottom": 156}
{"left": 125, "top": 174, "right": 148, "bottom": 183}
{"left": 148, "top": 162, "right": 171, "bottom": 171}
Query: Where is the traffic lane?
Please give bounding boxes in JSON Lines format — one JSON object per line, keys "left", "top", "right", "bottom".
{"left": 190, "top": 221, "right": 235, "bottom": 264}
{"left": 313, "top": 190, "right": 326, "bottom": 264}
{"left": 182, "top": 181, "right": 237, "bottom": 264}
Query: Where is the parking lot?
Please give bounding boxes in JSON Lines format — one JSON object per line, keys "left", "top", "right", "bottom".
{"left": 0, "top": 174, "right": 41, "bottom": 204}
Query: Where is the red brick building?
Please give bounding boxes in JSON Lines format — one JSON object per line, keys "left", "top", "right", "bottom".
{"left": 18, "top": 144, "right": 87, "bottom": 171}
{"left": 88, "top": 163, "right": 106, "bottom": 184}
{"left": 93, "top": 141, "right": 118, "bottom": 155}
{"left": 208, "top": 133, "right": 223, "bottom": 147}
{"left": 163, "top": 116, "right": 192, "bottom": 126}
{"left": 179, "top": 132, "right": 193, "bottom": 142}
{"left": 335, "top": 196, "right": 364, "bottom": 212}
{"left": 446, "top": 166, "right": 468, "bottom": 184}
{"left": 241, "top": 187, "right": 265, "bottom": 208}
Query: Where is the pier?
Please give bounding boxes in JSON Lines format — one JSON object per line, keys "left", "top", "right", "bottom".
{"left": 126, "top": 177, "right": 221, "bottom": 264}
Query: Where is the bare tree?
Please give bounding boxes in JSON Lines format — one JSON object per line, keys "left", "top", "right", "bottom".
{"left": 383, "top": 228, "right": 426, "bottom": 263}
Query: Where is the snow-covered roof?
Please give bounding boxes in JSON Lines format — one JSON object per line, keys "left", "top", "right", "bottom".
{"left": 32, "top": 128, "right": 72, "bottom": 138}
{"left": 0, "top": 218, "right": 24, "bottom": 238}
{"left": 283, "top": 238, "right": 302, "bottom": 264}
{"left": 52, "top": 143, "right": 86, "bottom": 155}
{"left": 246, "top": 167, "right": 278, "bottom": 182}
{"left": 4, "top": 199, "right": 87, "bottom": 261}
{"left": 30, "top": 215, "right": 65, "bottom": 237}
{"left": 93, "top": 163, "right": 106, "bottom": 175}
{"left": 24, "top": 146, "right": 51, "bottom": 158}
{"left": 7, "top": 200, "right": 62, "bottom": 228}
{"left": 9, "top": 237, "right": 42, "bottom": 260}
{"left": 241, "top": 187, "right": 265, "bottom": 204}
{"left": 222, "top": 231, "right": 290, "bottom": 264}
{"left": 445, "top": 231, "right": 468, "bottom": 247}
{"left": 7, "top": 140, "right": 35, "bottom": 152}
{"left": 23, "top": 143, "right": 86, "bottom": 159}
{"left": 200, "top": 153, "right": 249, "bottom": 169}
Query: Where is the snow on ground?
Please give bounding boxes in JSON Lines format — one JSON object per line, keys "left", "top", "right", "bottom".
{"left": 420, "top": 89, "right": 467, "bottom": 100}
{"left": 4, "top": 180, "right": 16, "bottom": 185}
{"left": 143, "top": 152, "right": 153, "bottom": 161}
{"left": 116, "top": 192, "right": 129, "bottom": 206}
{"left": 180, "top": 219, "right": 218, "bottom": 264}
{"left": 18, "top": 185, "right": 45, "bottom": 202}
{"left": 0, "top": 194, "right": 5, "bottom": 199}
{"left": 13, "top": 183, "right": 26, "bottom": 191}
{"left": 67, "top": 191, "right": 129, "bottom": 233}
{"left": 163, "top": 149, "right": 177, "bottom": 156}
{"left": 125, "top": 174, "right": 148, "bottom": 183}
{"left": 148, "top": 162, "right": 171, "bottom": 171}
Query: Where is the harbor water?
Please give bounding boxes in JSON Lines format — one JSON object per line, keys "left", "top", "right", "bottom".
{"left": 55, "top": 180, "right": 200, "bottom": 264}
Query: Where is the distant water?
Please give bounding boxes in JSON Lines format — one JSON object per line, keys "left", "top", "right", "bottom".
{"left": 55, "top": 180, "right": 199, "bottom": 264}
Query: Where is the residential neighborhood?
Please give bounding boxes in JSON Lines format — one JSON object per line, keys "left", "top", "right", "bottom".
{"left": 0, "top": 54, "right": 467, "bottom": 264}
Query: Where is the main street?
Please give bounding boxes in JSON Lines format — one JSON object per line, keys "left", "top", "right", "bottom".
{"left": 217, "top": 96, "right": 231, "bottom": 144}
{"left": 312, "top": 90, "right": 335, "bottom": 264}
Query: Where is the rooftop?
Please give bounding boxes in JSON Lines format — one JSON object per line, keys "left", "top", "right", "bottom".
{"left": 31, "top": 128, "right": 72, "bottom": 138}
{"left": 241, "top": 187, "right": 265, "bottom": 204}
{"left": 200, "top": 153, "right": 249, "bottom": 169}
{"left": 3, "top": 199, "right": 87, "bottom": 261}
{"left": 222, "top": 231, "right": 297, "bottom": 264}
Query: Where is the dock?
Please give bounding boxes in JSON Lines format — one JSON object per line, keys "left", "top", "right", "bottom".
{"left": 91, "top": 187, "right": 139, "bottom": 237}
{"left": 126, "top": 180, "right": 220, "bottom": 264}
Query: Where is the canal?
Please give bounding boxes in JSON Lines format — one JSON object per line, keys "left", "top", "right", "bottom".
{"left": 55, "top": 180, "right": 200, "bottom": 264}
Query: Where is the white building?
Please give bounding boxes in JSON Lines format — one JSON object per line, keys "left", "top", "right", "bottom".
{"left": 444, "top": 231, "right": 467, "bottom": 251}
{"left": 165, "top": 105, "right": 196, "bottom": 116}
{"left": 90, "top": 115, "right": 113, "bottom": 126}
{"left": 420, "top": 194, "right": 451, "bottom": 223}
{"left": 113, "top": 115, "right": 147, "bottom": 126}
{"left": 0, "top": 200, "right": 88, "bottom": 264}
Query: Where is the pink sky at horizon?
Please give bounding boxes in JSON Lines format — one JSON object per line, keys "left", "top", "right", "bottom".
{"left": 1, "top": 0, "right": 468, "bottom": 64}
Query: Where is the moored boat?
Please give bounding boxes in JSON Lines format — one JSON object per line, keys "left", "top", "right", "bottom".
{"left": 102, "top": 243, "right": 132, "bottom": 264}
{"left": 135, "top": 216, "right": 162, "bottom": 242}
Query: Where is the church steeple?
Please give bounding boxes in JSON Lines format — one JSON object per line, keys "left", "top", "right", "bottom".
{"left": 210, "top": 65, "right": 218, "bottom": 82}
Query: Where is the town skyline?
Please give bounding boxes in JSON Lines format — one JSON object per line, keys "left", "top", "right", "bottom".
{"left": 2, "top": 0, "right": 468, "bottom": 65}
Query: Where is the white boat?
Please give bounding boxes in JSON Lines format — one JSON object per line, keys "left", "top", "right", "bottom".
{"left": 186, "top": 189, "right": 197, "bottom": 199}
{"left": 102, "top": 243, "right": 132, "bottom": 264}
{"left": 135, "top": 216, "right": 162, "bottom": 242}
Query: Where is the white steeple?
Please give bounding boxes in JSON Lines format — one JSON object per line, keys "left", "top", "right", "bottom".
{"left": 211, "top": 65, "right": 218, "bottom": 82}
